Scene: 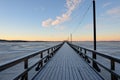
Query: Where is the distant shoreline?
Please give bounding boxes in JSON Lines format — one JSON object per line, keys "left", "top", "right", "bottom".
{"left": 0, "top": 39, "right": 119, "bottom": 42}
{"left": 0, "top": 39, "right": 52, "bottom": 42}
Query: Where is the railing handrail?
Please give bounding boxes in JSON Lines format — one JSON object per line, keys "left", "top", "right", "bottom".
{"left": 0, "top": 43, "right": 63, "bottom": 71}
{"left": 67, "top": 42, "right": 120, "bottom": 80}
{"left": 70, "top": 43, "right": 120, "bottom": 63}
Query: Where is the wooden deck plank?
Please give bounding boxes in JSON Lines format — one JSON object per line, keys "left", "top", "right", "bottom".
{"left": 49, "top": 60, "right": 59, "bottom": 80}
{"left": 33, "top": 43, "right": 104, "bottom": 80}
{"left": 44, "top": 61, "right": 56, "bottom": 80}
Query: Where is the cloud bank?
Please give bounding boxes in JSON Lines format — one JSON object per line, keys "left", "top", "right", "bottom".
{"left": 42, "top": 0, "right": 81, "bottom": 27}
{"left": 106, "top": 7, "right": 120, "bottom": 16}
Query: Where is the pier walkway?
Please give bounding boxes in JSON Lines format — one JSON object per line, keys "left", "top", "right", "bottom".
{"left": 33, "top": 43, "right": 103, "bottom": 80}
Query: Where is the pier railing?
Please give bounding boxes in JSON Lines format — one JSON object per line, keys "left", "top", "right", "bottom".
{"left": 68, "top": 42, "right": 120, "bottom": 80}
{"left": 0, "top": 42, "right": 64, "bottom": 80}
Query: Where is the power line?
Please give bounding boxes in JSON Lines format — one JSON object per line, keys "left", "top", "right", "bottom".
{"left": 71, "top": 1, "right": 92, "bottom": 34}
{"left": 69, "top": 1, "right": 91, "bottom": 29}
{"left": 70, "top": 1, "right": 86, "bottom": 24}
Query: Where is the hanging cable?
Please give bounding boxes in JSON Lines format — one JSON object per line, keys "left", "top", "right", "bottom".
{"left": 68, "top": 0, "right": 91, "bottom": 29}
{"left": 71, "top": 1, "right": 92, "bottom": 34}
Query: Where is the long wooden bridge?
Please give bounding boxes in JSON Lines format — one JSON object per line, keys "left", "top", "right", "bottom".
{"left": 0, "top": 42, "right": 120, "bottom": 80}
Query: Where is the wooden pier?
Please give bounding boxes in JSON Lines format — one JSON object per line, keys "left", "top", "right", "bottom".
{"left": 33, "top": 43, "right": 103, "bottom": 80}
{"left": 0, "top": 42, "right": 120, "bottom": 80}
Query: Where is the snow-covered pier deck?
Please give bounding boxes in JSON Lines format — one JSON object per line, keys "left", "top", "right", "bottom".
{"left": 33, "top": 43, "right": 103, "bottom": 80}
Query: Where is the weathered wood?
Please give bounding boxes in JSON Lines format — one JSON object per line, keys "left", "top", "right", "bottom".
{"left": 33, "top": 43, "right": 103, "bottom": 80}
{"left": 24, "top": 59, "right": 28, "bottom": 80}
{"left": 111, "top": 60, "right": 118, "bottom": 80}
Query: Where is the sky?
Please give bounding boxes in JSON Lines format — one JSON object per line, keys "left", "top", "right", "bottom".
{"left": 0, "top": 0, "right": 120, "bottom": 41}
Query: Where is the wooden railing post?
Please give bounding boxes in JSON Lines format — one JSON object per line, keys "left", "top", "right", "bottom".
{"left": 84, "top": 49, "right": 90, "bottom": 63}
{"left": 22, "top": 59, "right": 28, "bottom": 80}
{"left": 36, "top": 52, "right": 43, "bottom": 71}
{"left": 92, "top": 52, "right": 101, "bottom": 72}
{"left": 48, "top": 49, "right": 50, "bottom": 59}
{"left": 52, "top": 48, "right": 54, "bottom": 56}
{"left": 77, "top": 47, "right": 79, "bottom": 53}
{"left": 41, "top": 52, "right": 43, "bottom": 67}
{"left": 80, "top": 48, "right": 82, "bottom": 56}
{"left": 111, "top": 60, "right": 118, "bottom": 80}
{"left": 84, "top": 49, "right": 86, "bottom": 59}
{"left": 41, "top": 52, "right": 43, "bottom": 58}
{"left": 48, "top": 49, "right": 49, "bottom": 54}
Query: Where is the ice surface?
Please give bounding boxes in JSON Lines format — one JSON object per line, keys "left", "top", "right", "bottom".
{"left": 0, "top": 42, "right": 60, "bottom": 64}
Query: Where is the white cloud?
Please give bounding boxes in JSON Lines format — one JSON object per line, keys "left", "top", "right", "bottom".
{"left": 100, "top": 6, "right": 120, "bottom": 20}
{"left": 103, "top": 2, "right": 111, "bottom": 8}
{"left": 42, "top": 0, "right": 81, "bottom": 27}
{"left": 42, "top": 19, "right": 53, "bottom": 27}
{"left": 106, "top": 7, "right": 120, "bottom": 16}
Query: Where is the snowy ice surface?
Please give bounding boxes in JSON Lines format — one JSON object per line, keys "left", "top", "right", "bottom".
{"left": 0, "top": 42, "right": 60, "bottom": 64}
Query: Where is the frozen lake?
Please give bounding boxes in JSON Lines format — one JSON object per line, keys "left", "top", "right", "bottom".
{"left": 0, "top": 42, "right": 60, "bottom": 64}
{"left": 73, "top": 41, "right": 120, "bottom": 57}
{"left": 0, "top": 41, "right": 119, "bottom": 64}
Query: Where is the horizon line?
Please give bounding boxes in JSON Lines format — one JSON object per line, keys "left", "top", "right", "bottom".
{"left": 0, "top": 39, "right": 120, "bottom": 42}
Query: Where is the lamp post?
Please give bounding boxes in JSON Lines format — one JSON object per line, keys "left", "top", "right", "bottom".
{"left": 70, "top": 33, "right": 72, "bottom": 43}
{"left": 92, "top": 0, "right": 100, "bottom": 72}
{"left": 93, "top": 0, "right": 96, "bottom": 51}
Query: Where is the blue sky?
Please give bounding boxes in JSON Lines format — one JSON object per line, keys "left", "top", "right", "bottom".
{"left": 0, "top": 0, "right": 120, "bottom": 41}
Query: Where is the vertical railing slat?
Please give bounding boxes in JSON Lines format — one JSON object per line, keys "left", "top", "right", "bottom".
{"left": 111, "top": 60, "right": 118, "bottom": 80}
{"left": 22, "top": 59, "right": 28, "bottom": 80}
{"left": 41, "top": 52, "right": 43, "bottom": 67}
